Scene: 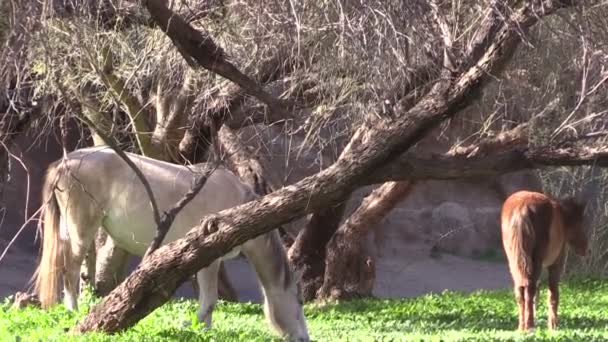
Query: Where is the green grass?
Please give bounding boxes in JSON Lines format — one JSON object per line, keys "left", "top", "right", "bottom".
{"left": 1, "top": 279, "right": 607, "bottom": 341}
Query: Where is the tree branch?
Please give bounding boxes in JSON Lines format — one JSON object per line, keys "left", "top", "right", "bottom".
{"left": 178, "top": 45, "right": 304, "bottom": 162}
{"left": 152, "top": 71, "right": 195, "bottom": 161}
{"left": 218, "top": 126, "right": 276, "bottom": 195}
{"left": 91, "top": 46, "right": 157, "bottom": 158}
{"left": 319, "top": 181, "right": 413, "bottom": 300}
{"left": 366, "top": 145, "right": 608, "bottom": 185}
{"left": 143, "top": 164, "right": 217, "bottom": 259}
{"left": 142, "top": 0, "right": 285, "bottom": 116}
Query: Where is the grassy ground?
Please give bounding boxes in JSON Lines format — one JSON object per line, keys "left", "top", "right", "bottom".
{"left": 1, "top": 278, "right": 607, "bottom": 341}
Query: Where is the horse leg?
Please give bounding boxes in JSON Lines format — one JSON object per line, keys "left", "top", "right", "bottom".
{"left": 63, "top": 248, "right": 85, "bottom": 311}
{"left": 523, "top": 263, "right": 542, "bottom": 331}
{"left": 60, "top": 205, "right": 102, "bottom": 311}
{"left": 515, "top": 286, "right": 525, "bottom": 331}
{"left": 523, "top": 284, "right": 535, "bottom": 331}
{"left": 547, "top": 253, "right": 565, "bottom": 330}
{"left": 63, "top": 228, "right": 98, "bottom": 311}
{"left": 196, "top": 260, "right": 220, "bottom": 327}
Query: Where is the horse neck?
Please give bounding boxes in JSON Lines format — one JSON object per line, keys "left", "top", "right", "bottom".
{"left": 548, "top": 202, "right": 567, "bottom": 246}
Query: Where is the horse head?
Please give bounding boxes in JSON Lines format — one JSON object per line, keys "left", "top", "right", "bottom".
{"left": 263, "top": 266, "right": 309, "bottom": 342}
{"left": 560, "top": 197, "right": 588, "bottom": 256}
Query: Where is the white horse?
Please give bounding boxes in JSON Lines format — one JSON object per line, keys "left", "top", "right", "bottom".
{"left": 33, "top": 146, "right": 309, "bottom": 341}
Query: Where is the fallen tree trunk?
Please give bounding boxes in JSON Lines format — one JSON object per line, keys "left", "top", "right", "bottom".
{"left": 74, "top": 1, "right": 582, "bottom": 333}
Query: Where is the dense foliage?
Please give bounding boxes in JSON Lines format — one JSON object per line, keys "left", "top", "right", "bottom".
{"left": 2, "top": 279, "right": 606, "bottom": 341}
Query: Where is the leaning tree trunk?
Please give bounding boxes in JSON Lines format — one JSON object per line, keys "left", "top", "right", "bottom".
{"left": 287, "top": 202, "right": 347, "bottom": 301}
{"left": 318, "top": 181, "right": 414, "bottom": 300}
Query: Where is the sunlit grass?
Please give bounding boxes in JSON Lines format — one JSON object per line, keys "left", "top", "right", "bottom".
{"left": 1, "top": 278, "right": 607, "bottom": 341}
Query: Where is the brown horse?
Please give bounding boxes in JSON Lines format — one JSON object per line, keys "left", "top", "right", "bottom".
{"left": 501, "top": 190, "right": 588, "bottom": 332}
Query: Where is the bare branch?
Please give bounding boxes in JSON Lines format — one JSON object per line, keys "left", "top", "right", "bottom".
{"left": 218, "top": 126, "right": 276, "bottom": 194}
{"left": 143, "top": 163, "right": 217, "bottom": 259}
{"left": 447, "top": 120, "right": 530, "bottom": 157}
{"left": 87, "top": 45, "right": 156, "bottom": 157}
{"left": 151, "top": 71, "right": 195, "bottom": 161}
{"left": 179, "top": 45, "right": 304, "bottom": 161}
{"left": 142, "top": 0, "right": 285, "bottom": 116}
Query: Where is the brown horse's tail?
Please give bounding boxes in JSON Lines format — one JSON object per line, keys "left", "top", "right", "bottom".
{"left": 33, "top": 162, "right": 70, "bottom": 308}
{"left": 504, "top": 206, "right": 536, "bottom": 284}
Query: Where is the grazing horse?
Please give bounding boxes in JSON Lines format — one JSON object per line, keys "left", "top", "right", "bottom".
{"left": 33, "top": 146, "right": 309, "bottom": 341}
{"left": 501, "top": 190, "right": 588, "bottom": 332}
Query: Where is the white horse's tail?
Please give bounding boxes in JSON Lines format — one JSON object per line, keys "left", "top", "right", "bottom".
{"left": 34, "top": 162, "right": 70, "bottom": 308}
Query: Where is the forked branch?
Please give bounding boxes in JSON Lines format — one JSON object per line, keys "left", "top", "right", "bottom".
{"left": 143, "top": 164, "right": 217, "bottom": 259}
{"left": 143, "top": 0, "right": 285, "bottom": 115}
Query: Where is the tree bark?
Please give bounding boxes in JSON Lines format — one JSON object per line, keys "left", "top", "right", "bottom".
{"left": 365, "top": 145, "right": 608, "bottom": 186}
{"left": 316, "top": 122, "right": 591, "bottom": 300}
{"left": 318, "top": 181, "right": 413, "bottom": 300}
{"left": 178, "top": 43, "right": 302, "bottom": 163}
{"left": 92, "top": 236, "right": 130, "bottom": 296}
{"left": 74, "top": 1, "right": 580, "bottom": 333}
{"left": 151, "top": 71, "right": 196, "bottom": 162}
{"left": 287, "top": 202, "right": 347, "bottom": 301}
{"left": 142, "top": 0, "right": 285, "bottom": 116}
{"left": 218, "top": 127, "right": 276, "bottom": 195}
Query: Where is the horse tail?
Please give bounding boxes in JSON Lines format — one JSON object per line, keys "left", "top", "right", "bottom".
{"left": 34, "top": 161, "right": 69, "bottom": 308}
{"left": 506, "top": 207, "right": 536, "bottom": 282}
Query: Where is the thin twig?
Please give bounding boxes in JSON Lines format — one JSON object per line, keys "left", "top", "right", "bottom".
{"left": 0, "top": 203, "right": 44, "bottom": 266}
{"left": 556, "top": 130, "right": 608, "bottom": 148}
{"left": 552, "top": 36, "right": 590, "bottom": 138}
{"left": 143, "top": 163, "right": 218, "bottom": 259}
{"left": 0, "top": 141, "right": 31, "bottom": 223}
{"left": 0, "top": 142, "right": 37, "bottom": 266}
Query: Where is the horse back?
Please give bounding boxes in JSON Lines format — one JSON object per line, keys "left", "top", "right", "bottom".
{"left": 501, "top": 191, "right": 554, "bottom": 284}
{"left": 51, "top": 147, "right": 255, "bottom": 256}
